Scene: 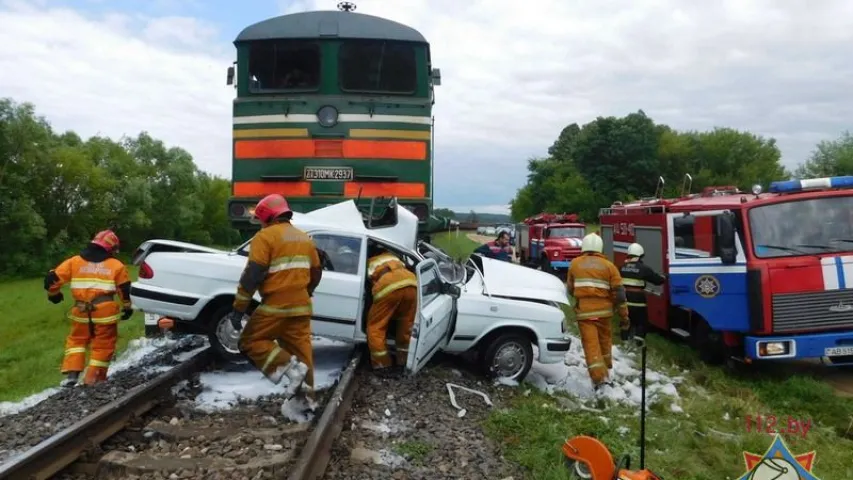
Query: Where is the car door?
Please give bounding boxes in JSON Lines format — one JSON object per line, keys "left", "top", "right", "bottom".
{"left": 307, "top": 231, "right": 366, "bottom": 341}
{"left": 405, "top": 258, "right": 456, "bottom": 375}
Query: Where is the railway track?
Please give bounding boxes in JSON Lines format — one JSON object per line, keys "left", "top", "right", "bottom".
{"left": 0, "top": 346, "right": 364, "bottom": 480}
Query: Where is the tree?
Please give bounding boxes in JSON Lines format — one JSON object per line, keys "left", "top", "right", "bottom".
{"left": 510, "top": 111, "right": 791, "bottom": 225}
{"left": 433, "top": 208, "right": 456, "bottom": 219}
{"left": 794, "top": 131, "right": 853, "bottom": 178}
{"left": 0, "top": 97, "right": 239, "bottom": 278}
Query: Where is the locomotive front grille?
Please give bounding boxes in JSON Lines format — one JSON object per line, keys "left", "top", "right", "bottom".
{"left": 772, "top": 289, "right": 853, "bottom": 332}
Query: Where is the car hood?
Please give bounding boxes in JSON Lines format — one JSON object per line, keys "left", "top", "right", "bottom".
{"left": 478, "top": 257, "right": 569, "bottom": 305}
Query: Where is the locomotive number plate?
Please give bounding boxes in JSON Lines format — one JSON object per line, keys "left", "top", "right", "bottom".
{"left": 825, "top": 346, "right": 853, "bottom": 357}
{"left": 304, "top": 166, "right": 353, "bottom": 181}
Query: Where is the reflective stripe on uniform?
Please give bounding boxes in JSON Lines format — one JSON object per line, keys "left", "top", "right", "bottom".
{"left": 235, "top": 293, "right": 251, "bottom": 302}
{"left": 576, "top": 309, "right": 614, "bottom": 319}
{"left": 368, "top": 254, "right": 401, "bottom": 275}
{"left": 268, "top": 254, "right": 312, "bottom": 273}
{"left": 573, "top": 278, "right": 612, "bottom": 290}
{"left": 65, "top": 347, "right": 87, "bottom": 355}
{"left": 69, "top": 314, "right": 120, "bottom": 324}
{"left": 587, "top": 361, "right": 605, "bottom": 370}
{"left": 69, "top": 278, "right": 116, "bottom": 291}
{"left": 255, "top": 304, "right": 312, "bottom": 316}
{"left": 622, "top": 278, "right": 645, "bottom": 287}
{"left": 374, "top": 278, "right": 418, "bottom": 300}
{"left": 627, "top": 301, "right": 646, "bottom": 307}
{"left": 89, "top": 359, "right": 110, "bottom": 368}
{"left": 371, "top": 350, "right": 388, "bottom": 357}
{"left": 262, "top": 345, "right": 282, "bottom": 373}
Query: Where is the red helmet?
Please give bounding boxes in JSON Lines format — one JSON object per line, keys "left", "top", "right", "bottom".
{"left": 253, "top": 194, "right": 292, "bottom": 224}
{"left": 91, "top": 229, "right": 120, "bottom": 253}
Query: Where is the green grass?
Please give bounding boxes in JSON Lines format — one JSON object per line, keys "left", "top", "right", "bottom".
{"left": 483, "top": 313, "right": 853, "bottom": 479}
{"left": 392, "top": 440, "right": 434, "bottom": 464}
{"left": 432, "top": 230, "right": 853, "bottom": 478}
{"left": 431, "top": 230, "right": 481, "bottom": 260}
{"left": 0, "top": 265, "right": 145, "bottom": 402}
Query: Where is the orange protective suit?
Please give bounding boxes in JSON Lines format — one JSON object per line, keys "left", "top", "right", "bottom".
{"left": 366, "top": 252, "right": 418, "bottom": 368}
{"left": 46, "top": 248, "right": 132, "bottom": 385}
{"left": 567, "top": 252, "right": 628, "bottom": 385}
{"left": 234, "top": 221, "right": 322, "bottom": 396}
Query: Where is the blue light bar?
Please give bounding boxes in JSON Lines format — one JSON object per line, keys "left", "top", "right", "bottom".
{"left": 768, "top": 176, "right": 853, "bottom": 193}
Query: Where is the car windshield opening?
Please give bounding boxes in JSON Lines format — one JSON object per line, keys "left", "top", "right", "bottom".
{"left": 548, "top": 227, "right": 585, "bottom": 238}
{"left": 749, "top": 196, "right": 853, "bottom": 258}
{"left": 339, "top": 40, "right": 416, "bottom": 94}
{"left": 247, "top": 40, "right": 320, "bottom": 92}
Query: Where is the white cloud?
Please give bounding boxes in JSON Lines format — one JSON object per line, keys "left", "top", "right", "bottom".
{"left": 0, "top": 2, "right": 234, "bottom": 178}
{"left": 3, "top": 0, "right": 853, "bottom": 211}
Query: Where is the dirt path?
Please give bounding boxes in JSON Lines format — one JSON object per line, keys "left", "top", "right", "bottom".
{"left": 786, "top": 360, "right": 853, "bottom": 398}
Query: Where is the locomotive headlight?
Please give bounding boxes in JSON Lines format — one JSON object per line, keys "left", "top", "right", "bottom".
{"left": 752, "top": 184, "right": 763, "bottom": 195}
{"left": 317, "top": 105, "right": 338, "bottom": 127}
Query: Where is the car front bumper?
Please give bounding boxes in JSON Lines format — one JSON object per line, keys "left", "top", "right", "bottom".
{"left": 538, "top": 335, "right": 572, "bottom": 363}
{"left": 744, "top": 330, "right": 853, "bottom": 366}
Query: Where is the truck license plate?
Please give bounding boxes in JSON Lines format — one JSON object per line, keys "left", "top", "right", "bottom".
{"left": 304, "top": 167, "right": 353, "bottom": 181}
{"left": 825, "top": 346, "right": 853, "bottom": 356}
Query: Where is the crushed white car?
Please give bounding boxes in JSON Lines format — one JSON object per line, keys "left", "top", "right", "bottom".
{"left": 130, "top": 199, "right": 572, "bottom": 380}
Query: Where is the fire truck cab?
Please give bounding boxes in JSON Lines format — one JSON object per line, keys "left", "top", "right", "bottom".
{"left": 600, "top": 175, "right": 853, "bottom": 367}
{"left": 516, "top": 213, "right": 586, "bottom": 275}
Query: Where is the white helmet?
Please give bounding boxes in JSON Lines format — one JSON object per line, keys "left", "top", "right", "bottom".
{"left": 581, "top": 233, "right": 603, "bottom": 253}
{"left": 627, "top": 243, "right": 644, "bottom": 257}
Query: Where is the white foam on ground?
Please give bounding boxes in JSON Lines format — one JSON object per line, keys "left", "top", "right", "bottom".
{"left": 522, "top": 335, "right": 683, "bottom": 410}
{"left": 0, "top": 335, "right": 180, "bottom": 417}
{"left": 192, "top": 336, "right": 353, "bottom": 412}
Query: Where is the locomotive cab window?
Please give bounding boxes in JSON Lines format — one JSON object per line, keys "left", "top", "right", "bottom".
{"left": 247, "top": 40, "right": 320, "bottom": 92}
{"left": 338, "top": 40, "right": 417, "bottom": 94}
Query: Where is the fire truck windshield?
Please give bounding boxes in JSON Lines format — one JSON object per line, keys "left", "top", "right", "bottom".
{"left": 547, "top": 227, "right": 585, "bottom": 239}
{"left": 748, "top": 195, "right": 853, "bottom": 258}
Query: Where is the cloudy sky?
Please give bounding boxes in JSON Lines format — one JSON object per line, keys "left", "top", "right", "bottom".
{"left": 2, "top": 0, "right": 852, "bottom": 215}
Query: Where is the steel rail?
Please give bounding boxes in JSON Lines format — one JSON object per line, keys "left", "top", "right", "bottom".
{"left": 288, "top": 346, "right": 364, "bottom": 480}
{"left": 0, "top": 347, "right": 213, "bottom": 480}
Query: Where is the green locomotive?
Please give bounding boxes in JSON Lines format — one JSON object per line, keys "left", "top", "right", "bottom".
{"left": 225, "top": 2, "right": 450, "bottom": 240}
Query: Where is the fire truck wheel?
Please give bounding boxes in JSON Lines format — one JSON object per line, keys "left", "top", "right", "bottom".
{"left": 692, "top": 319, "right": 725, "bottom": 365}
{"left": 480, "top": 332, "right": 534, "bottom": 381}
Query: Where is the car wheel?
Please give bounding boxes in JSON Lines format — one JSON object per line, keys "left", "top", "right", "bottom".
{"left": 208, "top": 304, "right": 248, "bottom": 364}
{"left": 481, "top": 333, "right": 534, "bottom": 382}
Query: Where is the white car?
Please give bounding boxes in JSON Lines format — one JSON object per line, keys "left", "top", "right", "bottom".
{"left": 130, "top": 200, "right": 572, "bottom": 380}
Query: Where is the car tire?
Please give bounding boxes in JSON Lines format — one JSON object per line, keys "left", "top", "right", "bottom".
{"left": 480, "top": 333, "right": 534, "bottom": 382}
{"left": 207, "top": 304, "right": 248, "bottom": 364}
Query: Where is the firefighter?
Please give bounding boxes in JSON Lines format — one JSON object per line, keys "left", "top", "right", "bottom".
{"left": 473, "top": 231, "right": 512, "bottom": 261}
{"left": 619, "top": 243, "right": 666, "bottom": 342}
{"left": 566, "top": 233, "right": 629, "bottom": 392}
{"left": 45, "top": 230, "right": 133, "bottom": 387}
{"left": 365, "top": 243, "right": 418, "bottom": 375}
{"left": 228, "top": 194, "right": 323, "bottom": 401}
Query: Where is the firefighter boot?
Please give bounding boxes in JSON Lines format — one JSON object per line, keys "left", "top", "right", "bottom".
{"left": 270, "top": 356, "right": 309, "bottom": 398}
{"left": 60, "top": 372, "right": 80, "bottom": 388}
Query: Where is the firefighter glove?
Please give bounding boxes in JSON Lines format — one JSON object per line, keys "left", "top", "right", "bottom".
{"left": 121, "top": 308, "right": 133, "bottom": 321}
{"left": 48, "top": 292, "right": 64, "bottom": 304}
{"left": 228, "top": 310, "right": 245, "bottom": 331}
{"left": 619, "top": 316, "right": 630, "bottom": 331}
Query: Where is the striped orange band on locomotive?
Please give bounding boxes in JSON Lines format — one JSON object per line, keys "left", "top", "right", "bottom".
{"left": 234, "top": 139, "right": 427, "bottom": 161}
{"left": 233, "top": 181, "right": 426, "bottom": 198}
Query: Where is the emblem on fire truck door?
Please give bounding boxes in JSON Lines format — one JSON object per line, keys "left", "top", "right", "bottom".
{"left": 694, "top": 275, "right": 721, "bottom": 298}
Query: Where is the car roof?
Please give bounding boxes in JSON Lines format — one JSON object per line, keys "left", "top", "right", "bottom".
{"left": 291, "top": 200, "right": 418, "bottom": 251}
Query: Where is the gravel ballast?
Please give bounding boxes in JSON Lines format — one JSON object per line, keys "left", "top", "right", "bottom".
{"left": 0, "top": 335, "right": 207, "bottom": 466}
{"left": 324, "top": 354, "right": 525, "bottom": 480}
{"left": 52, "top": 351, "right": 356, "bottom": 480}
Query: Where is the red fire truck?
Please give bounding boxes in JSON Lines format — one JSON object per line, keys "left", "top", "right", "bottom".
{"left": 516, "top": 213, "right": 586, "bottom": 275}
{"left": 599, "top": 174, "right": 853, "bottom": 367}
